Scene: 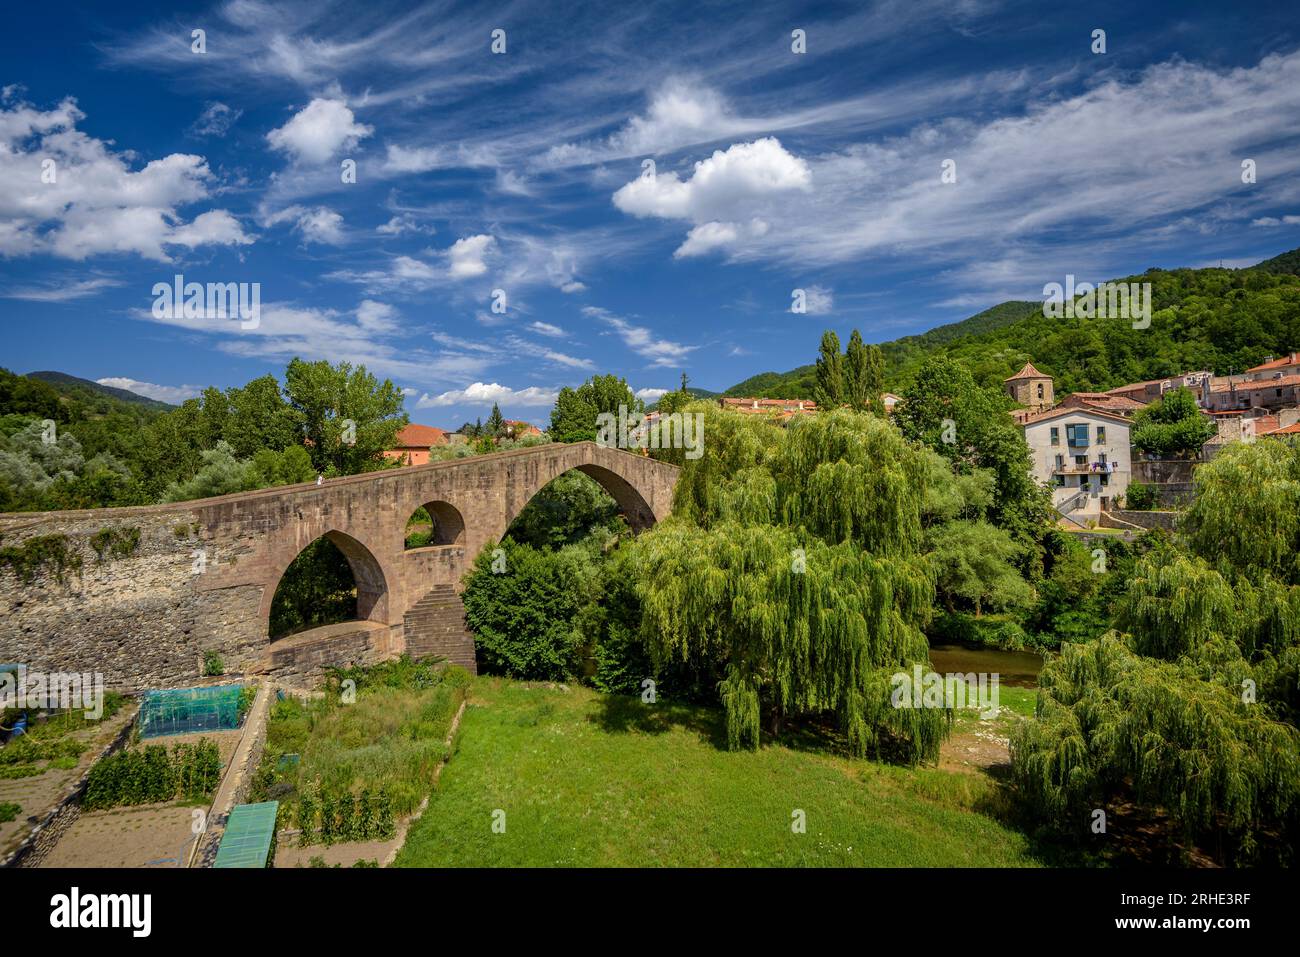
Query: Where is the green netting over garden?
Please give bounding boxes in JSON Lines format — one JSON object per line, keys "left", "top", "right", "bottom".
{"left": 214, "top": 801, "right": 279, "bottom": 868}
{"left": 138, "top": 684, "right": 248, "bottom": 738}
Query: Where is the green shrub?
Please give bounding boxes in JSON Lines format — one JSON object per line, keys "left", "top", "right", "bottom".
{"left": 0, "top": 801, "right": 20, "bottom": 823}
{"left": 202, "top": 650, "right": 224, "bottom": 676}
{"left": 1124, "top": 482, "right": 1159, "bottom": 510}
{"left": 0, "top": 534, "right": 82, "bottom": 584}
{"left": 89, "top": 526, "right": 140, "bottom": 563}
{"left": 462, "top": 538, "right": 587, "bottom": 679}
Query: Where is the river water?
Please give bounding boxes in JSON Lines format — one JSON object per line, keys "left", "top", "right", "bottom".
{"left": 926, "top": 644, "right": 1043, "bottom": 688}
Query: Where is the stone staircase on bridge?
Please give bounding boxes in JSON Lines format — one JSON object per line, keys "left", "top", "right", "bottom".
{"left": 403, "top": 584, "right": 478, "bottom": 675}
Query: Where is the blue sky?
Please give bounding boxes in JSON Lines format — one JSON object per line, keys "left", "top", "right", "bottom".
{"left": 2, "top": 0, "right": 1300, "bottom": 427}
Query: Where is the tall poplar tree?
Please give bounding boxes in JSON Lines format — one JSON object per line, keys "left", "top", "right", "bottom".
{"left": 843, "top": 330, "right": 884, "bottom": 414}
{"left": 811, "top": 330, "right": 843, "bottom": 410}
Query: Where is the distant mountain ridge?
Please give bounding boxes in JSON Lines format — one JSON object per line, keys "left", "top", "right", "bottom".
{"left": 26, "top": 371, "right": 174, "bottom": 409}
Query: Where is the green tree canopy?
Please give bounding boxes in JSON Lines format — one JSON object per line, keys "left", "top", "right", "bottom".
{"left": 284, "top": 358, "right": 407, "bottom": 475}
{"left": 631, "top": 405, "right": 946, "bottom": 761}
{"left": 1131, "top": 387, "right": 1215, "bottom": 457}
{"left": 548, "top": 374, "right": 641, "bottom": 443}
{"left": 895, "top": 356, "right": 1050, "bottom": 555}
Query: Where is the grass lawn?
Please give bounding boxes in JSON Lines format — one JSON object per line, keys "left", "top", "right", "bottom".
{"left": 396, "top": 677, "right": 1042, "bottom": 867}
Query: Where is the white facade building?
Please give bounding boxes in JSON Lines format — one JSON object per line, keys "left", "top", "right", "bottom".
{"left": 1020, "top": 407, "right": 1132, "bottom": 520}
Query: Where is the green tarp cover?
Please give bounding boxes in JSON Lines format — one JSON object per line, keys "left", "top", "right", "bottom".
{"left": 213, "top": 801, "right": 279, "bottom": 868}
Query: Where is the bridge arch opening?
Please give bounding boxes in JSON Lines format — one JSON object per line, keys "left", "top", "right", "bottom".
{"left": 404, "top": 500, "right": 466, "bottom": 549}
{"left": 268, "top": 530, "right": 389, "bottom": 640}
{"left": 504, "top": 464, "right": 655, "bottom": 549}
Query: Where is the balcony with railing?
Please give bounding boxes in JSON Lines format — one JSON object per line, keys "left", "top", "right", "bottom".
{"left": 1052, "top": 460, "right": 1116, "bottom": 475}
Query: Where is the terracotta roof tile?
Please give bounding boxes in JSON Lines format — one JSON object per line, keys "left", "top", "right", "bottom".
{"left": 393, "top": 424, "right": 448, "bottom": 448}
{"left": 1004, "top": 361, "right": 1048, "bottom": 381}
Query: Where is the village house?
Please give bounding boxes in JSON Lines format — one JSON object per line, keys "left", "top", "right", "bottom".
{"left": 719, "top": 394, "right": 900, "bottom": 421}
{"left": 1055, "top": 391, "right": 1147, "bottom": 417}
{"left": 1105, "top": 371, "right": 1212, "bottom": 406}
{"left": 384, "top": 423, "right": 449, "bottom": 466}
{"left": 502, "top": 420, "right": 543, "bottom": 440}
{"left": 1202, "top": 372, "right": 1300, "bottom": 413}
{"left": 720, "top": 397, "right": 818, "bottom": 420}
{"left": 1019, "top": 406, "right": 1132, "bottom": 520}
{"left": 1245, "top": 352, "right": 1300, "bottom": 380}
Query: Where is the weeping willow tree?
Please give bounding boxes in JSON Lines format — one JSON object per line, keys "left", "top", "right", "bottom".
{"left": 631, "top": 404, "right": 949, "bottom": 762}
{"left": 1011, "top": 635, "right": 1300, "bottom": 861}
{"left": 1013, "top": 439, "right": 1300, "bottom": 863}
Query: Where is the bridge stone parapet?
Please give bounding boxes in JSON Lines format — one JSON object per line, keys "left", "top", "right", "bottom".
{"left": 0, "top": 443, "right": 678, "bottom": 691}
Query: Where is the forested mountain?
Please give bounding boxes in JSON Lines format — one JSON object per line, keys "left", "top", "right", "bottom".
{"left": 26, "top": 371, "right": 174, "bottom": 409}
{"left": 725, "top": 247, "right": 1300, "bottom": 397}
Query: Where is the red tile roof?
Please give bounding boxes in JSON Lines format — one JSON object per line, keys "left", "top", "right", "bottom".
{"left": 1060, "top": 392, "right": 1147, "bottom": 413}
{"left": 1018, "top": 405, "right": 1133, "bottom": 426}
{"left": 1005, "top": 362, "right": 1048, "bottom": 381}
{"left": 1211, "top": 374, "right": 1300, "bottom": 393}
{"left": 1246, "top": 352, "right": 1300, "bottom": 374}
{"left": 503, "top": 420, "right": 542, "bottom": 437}
{"left": 393, "top": 424, "right": 448, "bottom": 448}
{"left": 1263, "top": 421, "right": 1300, "bottom": 436}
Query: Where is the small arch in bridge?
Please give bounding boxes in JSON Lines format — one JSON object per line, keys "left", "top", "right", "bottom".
{"left": 267, "top": 530, "right": 389, "bottom": 640}
{"left": 404, "top": 500, "right": 466, "bottom": 549}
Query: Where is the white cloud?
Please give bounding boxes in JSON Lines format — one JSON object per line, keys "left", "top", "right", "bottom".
{"left": 674, "top": 218, "right": 769, "bottom": 258}
{"left": 544, "top": 79, "right": 744, "bottom": 167}
{"left": 380, "top": 142, "right": 499, "bottom": 175}
{"left": 2, "top": 277, "right": 122, "bottom": 302}
{"left": 612, "top": 138, "right": 810, "bottom": 259}
{"left": 540, "top": 349, "right": 594, "bottom": 370}
{"left": 415, "top": 382, "right": 559, "bottom": 408}
{"left": 356, "top": 299, "right": 398, "bottom": 333}
{"left": 377, "top": 214, "right": 434, "bottom": 236}
{"left": 170, "top": 210, "right": 256, "bottom": 249}
{"left": 793, "top": 284, "right": 834, "bottom": 315}
{"left": 262, "top": 205, "right": 345, "bottom": 244}
{"left": 635, "top": 387, "right": 669, "bottom": 401}
{"left": 613, "top": 138, "right": 811, "bottom": 220}
{"left": 138, "top": 298, "right": 489, "bottom": 384}
{"left": 603, "top": 51, "right": 1300, "bottom": 295}
{"left": 266, "top": 98, "right": 372, "bottom": 165}
{"left": 1251, "top": 215, "right": 1300, "bottom": 227}
{"left": 190, "top": 102, "right": 242, "bottom": 137}
{"left": 381, "top": 144, "right": 446, "bottom": 174}
{"left": 297, "top": 207, "right": 345, "bottom": 245}
{"left": 528, "top": 321, "right": 566, "bottom": 337}
{"left": 584, "top": 305, "right": 697, "bottom": 368}
{"left": 0, "top": 97, "right": 252, "bottom": 261}
{"left": 447, "top": 234, "right": 494, "bottom": 279}
{"left": 96, "top": 377, "right": 201, "bottom": 404}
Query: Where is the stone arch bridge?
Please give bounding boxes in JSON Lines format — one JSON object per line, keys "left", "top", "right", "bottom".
{"left": 0, "top": 443, "right": 679, "bottom": 690}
